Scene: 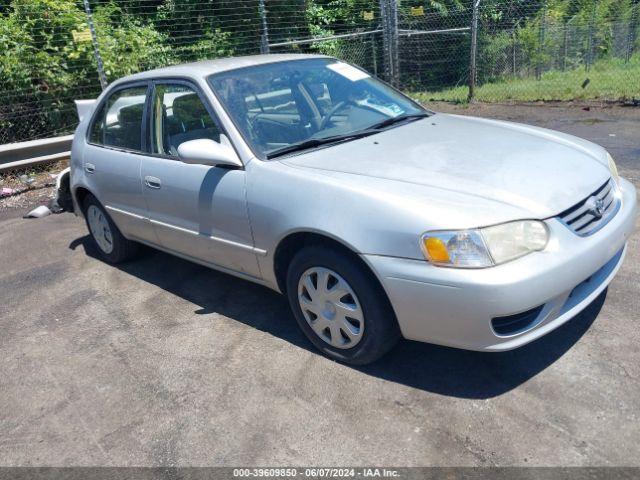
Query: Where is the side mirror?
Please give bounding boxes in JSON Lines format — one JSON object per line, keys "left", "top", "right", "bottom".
{"left": 177, "top": 138, "right": 243, "bottom": 168}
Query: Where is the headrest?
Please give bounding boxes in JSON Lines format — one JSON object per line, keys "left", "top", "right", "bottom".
{"left": 117, "top": 103, "right": 143, "bottom": 124}
{"left": 172, "top": 93, "right": 209, "bottom": 123}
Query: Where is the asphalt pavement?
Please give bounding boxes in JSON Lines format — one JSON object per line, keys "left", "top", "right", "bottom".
{"left": 1, "top": 103, "right": 638, "bottom": 466}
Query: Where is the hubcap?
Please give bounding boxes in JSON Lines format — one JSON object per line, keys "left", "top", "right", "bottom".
{"left": 297, "top": 267, "right": 364, "bottom": 349}
{"left": 87, "top": 205, "right": 114, "bottom": 254}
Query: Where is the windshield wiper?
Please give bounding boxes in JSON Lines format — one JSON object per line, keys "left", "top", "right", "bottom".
{"left": 368, "top": 112, "right": 431, "bottom": 131}
{"left": 266, "top": 112, "right": 430, "bottom": 159}
{"left": 266, "top": 131, "right": 376, "bottom": 159}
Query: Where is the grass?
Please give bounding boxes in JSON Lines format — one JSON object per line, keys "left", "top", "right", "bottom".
{"left": 410, "top": 55, "right": 640, "bottom": 103}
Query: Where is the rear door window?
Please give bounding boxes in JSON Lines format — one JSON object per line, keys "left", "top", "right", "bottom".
{"left": 89, "top": 86, "right": 148, "bottom": 151}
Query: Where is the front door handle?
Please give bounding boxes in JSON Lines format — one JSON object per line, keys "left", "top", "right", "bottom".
{"left": 144, "top": 176, "right": 162, "bottom": 189}
{"left": 85, "top": 163, "right": 95, "bottom": 174}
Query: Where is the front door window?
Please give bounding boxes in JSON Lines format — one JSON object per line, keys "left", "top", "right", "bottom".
{"left": 150, "top": 84, "right": 223, "bottom": 157}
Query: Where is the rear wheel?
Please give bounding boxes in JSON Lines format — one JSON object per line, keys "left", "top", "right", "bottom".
{"left": 286, "top": 244, "right": 400, "bottom": 365}
{"left": 83, "top": 194, "right": 139, "bottom": 263}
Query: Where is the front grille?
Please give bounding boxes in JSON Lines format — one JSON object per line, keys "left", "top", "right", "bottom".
{"left": 557, "top": 179, "right": 620, "bottom": 236}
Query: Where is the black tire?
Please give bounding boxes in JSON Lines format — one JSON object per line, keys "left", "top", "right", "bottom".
{"left": 82, "top": 193, "right": 139, "bottom": 264}
{"left": 286, "top": 244, "right": 400, "bottom": 365}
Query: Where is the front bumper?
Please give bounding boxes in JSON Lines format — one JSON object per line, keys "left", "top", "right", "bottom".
{"left": 364, "top": 178, "right": 637, "bottom": 351}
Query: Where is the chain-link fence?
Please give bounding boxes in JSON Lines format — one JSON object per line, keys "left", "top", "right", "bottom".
{"left": 468, "top": 1, "right": 640, "bottom": 102}
{"left": 1, "top": 0, "right": 639, "bottom": 145}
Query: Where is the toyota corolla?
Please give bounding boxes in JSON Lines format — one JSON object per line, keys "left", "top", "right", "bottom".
{"left": 68, "top": 54, "right": 637, "bottom": 364}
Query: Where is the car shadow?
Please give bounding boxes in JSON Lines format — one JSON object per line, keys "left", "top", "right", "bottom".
{"left": 70, "top": 235, "right": 605, "bottom": 400}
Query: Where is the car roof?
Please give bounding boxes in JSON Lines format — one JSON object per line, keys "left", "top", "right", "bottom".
{"left": 112, "top": 53, "right": 330, "bottom": 86}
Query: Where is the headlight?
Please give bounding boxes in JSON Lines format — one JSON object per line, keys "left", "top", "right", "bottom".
{"left": 607, "top": 152, "right": 619, "bottom": 185}
{"left": 421, "top": 220, "right": 549, "bottom": 268}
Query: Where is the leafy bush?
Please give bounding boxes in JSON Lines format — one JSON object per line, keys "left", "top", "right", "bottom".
{"left": 93, "top": 3, "right": 177, "bottom": 79}
{"left": 0, "top": 0, "right": 175, "bottom": 142}
{"left": 175, "top": 29, "right": 236, "bottom": 61}
{"left": 0, "top": 0, "right": 243, "bottom": 142}
{"left": 1, "top": 0, "right": 638, "bottom": 142}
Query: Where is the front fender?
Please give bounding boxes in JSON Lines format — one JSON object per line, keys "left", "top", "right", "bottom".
{"left": 246, "top": 160, "right": 529, "bottom": 288}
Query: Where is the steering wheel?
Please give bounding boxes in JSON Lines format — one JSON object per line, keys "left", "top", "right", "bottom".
{"left": 318, "top": 100, "right": 353, "bottom": 131}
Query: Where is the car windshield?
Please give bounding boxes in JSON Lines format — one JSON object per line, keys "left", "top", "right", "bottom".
{"left": 208, "top": 58, "right": 428, "bottom": 159}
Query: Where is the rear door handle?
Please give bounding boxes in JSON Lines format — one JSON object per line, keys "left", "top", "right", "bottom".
{"left": 85, "top": 163, "right": 95, "bottom": 174}
{"left": 144, "top": 176, "right": 162, "bottom": 189}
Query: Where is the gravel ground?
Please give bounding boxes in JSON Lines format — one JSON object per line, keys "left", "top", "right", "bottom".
{"left": 0, "top": 160, "right": 68, "bottom": 221}
{"left": 0, "top": 104, "right": 638, "bottom": 467}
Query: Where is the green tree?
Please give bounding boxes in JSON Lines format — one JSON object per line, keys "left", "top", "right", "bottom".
{"left": 0, "top": 0, "right": 174, "bottom": 142}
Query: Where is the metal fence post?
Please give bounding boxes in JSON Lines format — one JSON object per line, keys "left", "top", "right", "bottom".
{"left": 468, "top": 0, "right": 480, "bottom": 102}
{"left": 371, "top": 33, "right": 378, "bottom": 76}
{"left": 379, "top": 0, "right": 391, "bottom": 83}
{"left": 586, "top": 0, "right": 598, "bottom": 71}
{"left": 562, "top": 22, "right": 568, "bottom": 71}
{"left": 626, "top": 0, "right": 639, "bottom": 62}
{"left": 82, "top": 0, "right": 108, "bottom": 90}
{"left": 259, "top": 0, "right": 270, "bottom": 54}
{"left": 390, "top": 0, "right": 399, "bottom": 86}
{"left": 512, "top": 27, "right": 517, "bottom": 77}
{"left": 535, "top": 2, "right": 547, "bottom": 80}
{"left": 380, "top": 0, "right": 399, "bottom": 86}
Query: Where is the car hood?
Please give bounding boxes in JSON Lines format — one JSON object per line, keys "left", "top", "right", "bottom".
{"left": 280, "top": 113, "right": 612, "bottom": 218}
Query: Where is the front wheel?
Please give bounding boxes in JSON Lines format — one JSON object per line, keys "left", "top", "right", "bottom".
{"left": 286, "top": 245, "right": 400, "bottom": 365}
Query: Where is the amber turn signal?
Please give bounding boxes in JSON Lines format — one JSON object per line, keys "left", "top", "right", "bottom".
{"left": 423, "top": 237, "right": 451, "bottom": 263}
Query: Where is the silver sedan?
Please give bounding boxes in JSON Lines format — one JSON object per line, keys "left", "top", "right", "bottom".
{"left": 69, "top": 54, "right": 637, "bottom": 364}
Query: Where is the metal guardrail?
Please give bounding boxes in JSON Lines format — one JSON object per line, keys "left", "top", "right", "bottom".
{"left": 0, "top": 135, "right": 72, "bottom": 172}
{"left": 0, "top": 100, "right": 94, "bottom": 173}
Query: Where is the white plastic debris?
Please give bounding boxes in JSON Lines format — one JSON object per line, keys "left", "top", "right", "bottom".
{"left": 19, "top": 174, "right": 36, "bottom": 187}
{"left": 1, "top": 187, "right": 14, "bottom": 197}
{"left": 23, "top": 205, "right": 52, "bottom": 219}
